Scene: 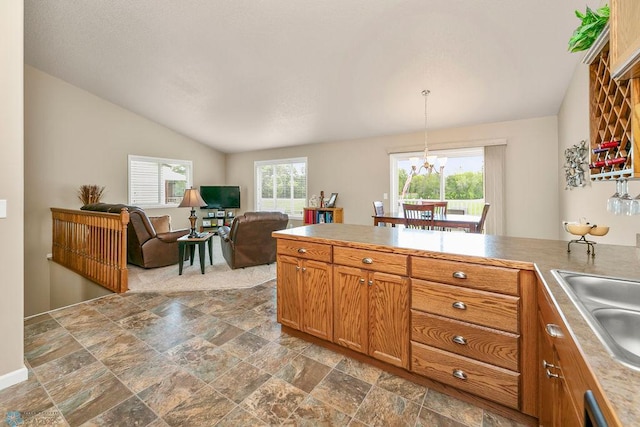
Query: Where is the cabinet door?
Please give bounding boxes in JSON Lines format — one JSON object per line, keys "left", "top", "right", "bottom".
{"left": 302, "top": 260, "right": 333, "bottom": 341}
{"left": 333, "top": 265, "right": 368, "bottom": 353}
{"left": 369, "top": 272, "right": 409, "bottom": 368}
{"left": 277, "top": 255, "right": 302, "bottom": 330}
{"left": 538, "top": 312, "right": 556, "bottom": 427}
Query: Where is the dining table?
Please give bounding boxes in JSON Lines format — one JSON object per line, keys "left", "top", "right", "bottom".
{"left": 372, "top": 211, "right": 482, "bottom": 233}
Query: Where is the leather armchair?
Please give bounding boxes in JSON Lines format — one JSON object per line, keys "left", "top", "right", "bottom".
{"left": 81, "top": 203, "right": 189, "bottom": 268}
{"left": 218, "top": 211, "right": 289, "bottom": 269}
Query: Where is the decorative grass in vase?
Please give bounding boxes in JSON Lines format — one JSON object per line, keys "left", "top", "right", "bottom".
{"left": 78, "top": 185, "right": 105, "bottom": 205}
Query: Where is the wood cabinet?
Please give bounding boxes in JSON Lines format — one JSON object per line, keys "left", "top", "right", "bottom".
{"left": 333, "top": 246, "right": 410, "bottom": 369}
{"left": 537, "top": 279, "right": 618, "bottom": 426}
{"left": 275, "top": 233, "right": 534, "bottom": 413}
{"left": 610, "top": 0, "right": 640, "bottom": 80}
{"left": 333, "top": 266, "right": 409, "bottom": 368}
{"left": 276, "top": 240, "right": 333, "bottom": 341}
{"left": 410, "top": 257, "right": 524, "bottom": 410}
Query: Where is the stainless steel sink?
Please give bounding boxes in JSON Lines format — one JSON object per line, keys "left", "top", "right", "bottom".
{"left": 552, "top": 270, "right": 640, "bottom": 371}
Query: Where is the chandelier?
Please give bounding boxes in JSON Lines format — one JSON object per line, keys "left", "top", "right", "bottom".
{"left": 410, "top": 89, "right": 447, "bottom": 176}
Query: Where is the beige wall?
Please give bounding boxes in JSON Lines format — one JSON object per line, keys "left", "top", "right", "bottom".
{"left": 24, "top": 66, "right": 226, "bottom": 316}
{"left": 226, "top": 115, "right": 560, "bottom": 239}
{"left": 558, "top": 63, "right": 640, "bottom": 246}
{"left": 0, "top": 1, "right": 27, "bottom": 389}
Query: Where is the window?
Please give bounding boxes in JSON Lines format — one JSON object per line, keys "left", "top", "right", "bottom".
{"left": 128, "top": 155, "right": 193, "bottom": 208}
{"left": 255, "top": 157, "right": 307, "bottom": 219}
{"left": 390, "top": 147, "right": 484, "bottom": 215}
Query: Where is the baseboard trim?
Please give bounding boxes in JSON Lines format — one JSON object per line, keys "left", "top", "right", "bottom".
{"left": 0, "top": 365, "right": 28, "bottom": 391}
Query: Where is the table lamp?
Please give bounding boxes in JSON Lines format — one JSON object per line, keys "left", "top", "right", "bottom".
{"left": 178, "top": 187, "right": 207, "bottom": 238}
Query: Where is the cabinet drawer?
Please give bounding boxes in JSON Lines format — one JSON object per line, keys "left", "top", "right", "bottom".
{"left": 334, "top": 246, "right": 407, "bottom": 276}
{"left": 411, "top": 342, "right": 520, "bottom": 409}
{"left": 277, "top": 239, "right": 331, "bottom": 262}
{"left": 411, "top": 257, "right": 519, "bottom": 296}
{"left": 411, "top": 311, "right": 519, "bottom": 371}
{"left": 412, "top": 280, "right": 519, "bottom": 333}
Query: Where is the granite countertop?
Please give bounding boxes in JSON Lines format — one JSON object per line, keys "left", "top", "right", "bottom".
{"left": 274, "top": 224, "right": 640, "bottom": 425}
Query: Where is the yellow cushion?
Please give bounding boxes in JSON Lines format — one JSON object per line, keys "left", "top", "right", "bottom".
{"left": 149, "top": 215, "right": 171, "bottom": 233}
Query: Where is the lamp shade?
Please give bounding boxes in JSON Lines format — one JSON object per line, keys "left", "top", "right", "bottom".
{"left": 178, "top": 188, "right": 207, "bottom": 208}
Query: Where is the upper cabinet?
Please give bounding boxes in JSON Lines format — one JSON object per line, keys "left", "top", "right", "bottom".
{"left": 584, "top": 25, "right": 640, "bottom": 181}
{"left": 610, "top": 0, "right": 640, "bottom": 80}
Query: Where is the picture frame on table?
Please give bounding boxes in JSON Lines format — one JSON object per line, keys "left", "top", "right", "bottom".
{"left": 325, "top": 192, "right": 338, "bottom": 208}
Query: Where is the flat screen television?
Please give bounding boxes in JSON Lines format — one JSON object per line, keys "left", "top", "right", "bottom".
{"left": 199, "top": 185, "right": 241, "bottom": 209}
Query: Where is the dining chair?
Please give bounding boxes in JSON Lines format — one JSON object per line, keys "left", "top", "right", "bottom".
{"left": 403, "top": 203, "right": 435, "bottom": 230}
{"left": 430, "top": 201, "right": 448, "bottom": 230}
{"left": 475, "top": 203, "right": 491, "bottom": 234}
{"left": 372, "top": 201, "right": 384, "bottom": 216}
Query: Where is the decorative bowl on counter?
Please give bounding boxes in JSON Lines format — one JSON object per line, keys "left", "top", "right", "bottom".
{"left": 563, "top": 221, "right": 594, "bottom": 236}
{"left": 588, "top": 225, "right": 610, "bottom": 236}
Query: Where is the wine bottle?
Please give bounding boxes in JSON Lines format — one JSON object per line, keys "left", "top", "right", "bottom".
{"left": 589, "top": 157, "right": 627, "bottom": 169}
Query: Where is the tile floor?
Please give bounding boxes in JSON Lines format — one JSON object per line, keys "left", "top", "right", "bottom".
{"left": 3, "top": 280, "right": 529, "bottom": 426}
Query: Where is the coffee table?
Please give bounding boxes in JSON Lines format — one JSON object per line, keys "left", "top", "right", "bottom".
{"left": 178, "top": 232, "right": 214, "bottom": 275}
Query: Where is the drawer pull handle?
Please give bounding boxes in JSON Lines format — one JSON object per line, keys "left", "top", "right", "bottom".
{"left": 546, "top": 368, "right": 560, "bottom": 379}
{"left": 302, "top": 267, "right": 306, "bottom": 272}
{"left": 362, "top": 257, "right": 373, "bottom": 265}
{"left": 295, "top": 266, "right": 301, "bottom": 271}
{"left": 545, "top": 324, "right": 563, "bottom": 338}
{"left": 359, "top": 278, "right": 365, "bottom": 284}
{"left": 452, "top": 301, "right": 467, "bottom": 310}
{"left": 452, "top": 335, "right": 467, "bottom": 345}
{"left": 452, "top": 271, "right": 467, "bottom": 279}
{"left": 297, "top": 248, "right": 307, "bottom": 254}
{"left": 368, "top": 280, "right": 373, "bottom": 286}
{"left": 452, "top": 369, "right": 467, "bottom": 380}
{"left": 542, "top": 360, "right": 556, "bottom": 369}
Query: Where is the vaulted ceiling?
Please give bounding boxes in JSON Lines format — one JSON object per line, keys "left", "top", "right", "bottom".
{"left": 24, "top": 0, "right": 601, "bottom": 153}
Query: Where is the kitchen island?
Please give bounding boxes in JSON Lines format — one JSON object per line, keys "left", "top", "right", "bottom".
{"left": 273, "top": 224, "right": 640, "bottom": 426}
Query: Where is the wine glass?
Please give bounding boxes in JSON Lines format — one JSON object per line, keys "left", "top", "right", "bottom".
{"left": 619, "top": 179, "right": 632, "bottom": 215}
{"left": 606, "top": 179, "right": 622, "bottom": 214}
{"left": 629, "top": 191, "right": 640, "bottom": 216}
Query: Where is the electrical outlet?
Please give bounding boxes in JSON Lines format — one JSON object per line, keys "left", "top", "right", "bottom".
{"left": 0, "top": 199, "right": 6, "bottom": 218}
{"left": 383, "top": 193, "right": 388, "bottom": 200}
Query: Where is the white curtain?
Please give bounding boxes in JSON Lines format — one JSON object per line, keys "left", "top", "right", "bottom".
{"left": 484, "top": 145, "right": 506, "bottom": 235}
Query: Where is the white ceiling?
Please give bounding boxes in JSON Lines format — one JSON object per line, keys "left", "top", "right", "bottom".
{"left": 24, "top": 0, "right": 601, "bottom": 153}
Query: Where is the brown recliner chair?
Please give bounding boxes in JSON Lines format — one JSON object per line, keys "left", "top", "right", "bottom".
{"left": 81, "top": 203, "right": 189, "bottom": 268}
{"left": 218, "top": 211, "right": 289, "bottom": 269}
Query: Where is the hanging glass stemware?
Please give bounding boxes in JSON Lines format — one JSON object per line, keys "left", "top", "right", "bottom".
{"left": 619, "top": 179, "right": 632, "bottom": 215}
{"left": 629, "top": 192, "right": 640, "bottom": 216}
{"left": 606, "top": 179, "right": 622, "bottom": 214}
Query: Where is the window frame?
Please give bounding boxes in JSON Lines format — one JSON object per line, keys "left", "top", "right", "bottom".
{"left": 390, "top": 147, "right": 484, "bottom": 212}
{"left": 128, "top": 154, "right": 193, "bottom": 209}
{"left": 254, "top": 157, "right": 307, "bottom": 219}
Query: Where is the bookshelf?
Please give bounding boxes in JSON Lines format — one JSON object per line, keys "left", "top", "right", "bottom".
{"left": 199, "top": 209, "right": 235, "bottom": 234}
{"left": 303, "top": 207, "right": 344, "bottom": 224}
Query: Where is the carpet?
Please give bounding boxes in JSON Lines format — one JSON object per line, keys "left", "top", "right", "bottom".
{"left": 126, "top": 236, "right": 277, "bottom": 292}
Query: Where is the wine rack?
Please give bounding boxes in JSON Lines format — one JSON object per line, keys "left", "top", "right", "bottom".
{"left": 586, "top": 36, "right": 640, "bottom": 181}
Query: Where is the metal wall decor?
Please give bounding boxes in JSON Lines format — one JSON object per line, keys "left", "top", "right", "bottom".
{"left": 563, "top": 140, "right": 588, "bottom": 189}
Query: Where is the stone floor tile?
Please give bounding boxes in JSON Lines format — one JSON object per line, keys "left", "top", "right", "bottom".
{"left": 209, "top": 361, "right": 272, "bottom": 403}
{"left": 161, "top": 386, "right": 235, "bottom": 427}
{"left": 81, "top": 395, "right": 157, "bottom": 427}
{"left": 138, "top": 369, "right": 206, "bottom": 416}
{"left": 310, "top": 369, "right": 371, "bottom": 417}
{"left": 274, "top": 354, "right": 332, "bottom": 393}
{"left": 286, "top": 395, "right": 352, "bottom": 426}
{"left": 423, "top": 389, "right": 484, "bottom": 427}
{"left": 353, "top": 385, "right": 421, "bottom": 426}
{"left": 165, "top": 336, "right": 241, "bottom": 383}
{"left": 241, "top": 377, "right": 307, "bottom": 425}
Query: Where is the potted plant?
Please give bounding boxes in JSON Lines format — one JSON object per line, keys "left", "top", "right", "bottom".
{"left": 568, "top": 4, "right": 610, "bottom": 52}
